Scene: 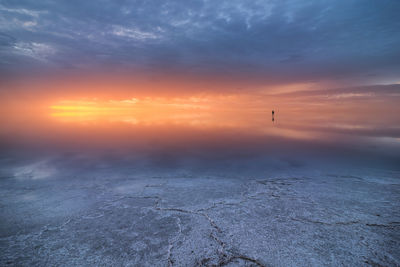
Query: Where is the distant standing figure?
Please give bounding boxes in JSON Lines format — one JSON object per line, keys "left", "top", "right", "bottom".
{"left": 272, "top": 110, "right": 275, "bottom": 122}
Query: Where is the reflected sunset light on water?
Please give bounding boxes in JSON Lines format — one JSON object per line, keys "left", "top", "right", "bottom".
{"left": 1, "top": 77, "right": 399, "bottom": 156}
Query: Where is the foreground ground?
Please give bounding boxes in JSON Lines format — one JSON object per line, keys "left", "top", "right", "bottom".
{"left": 0, "top": 164, "right": 399, "bottom": 266}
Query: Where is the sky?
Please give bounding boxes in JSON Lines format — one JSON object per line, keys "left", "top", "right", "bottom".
{"left": 0, "top": 0, "right": 400, "bottom": 89}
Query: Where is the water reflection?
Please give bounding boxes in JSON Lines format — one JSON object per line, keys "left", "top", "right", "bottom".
{"left": 1, "top": 91, "right": 399, "bottom": 172}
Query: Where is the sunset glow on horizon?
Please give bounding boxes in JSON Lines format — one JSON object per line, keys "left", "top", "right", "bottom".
{"left": 0, "top": 79, "right": 398, "bottom": 149}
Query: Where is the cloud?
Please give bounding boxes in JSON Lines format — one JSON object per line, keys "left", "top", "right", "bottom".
{"left": 111, "top": 26, "right": 160, "bottom": 41}
{"left": 271, "top": 84, "right": 400, "bottom": 99}
{"left": 323, "top": 93, "right": 375, "bottom": 99}
{"left": 0, "top": 0, "right": 399, "bottom": 87}
{"left": 113, "top": 98, "right": 139, "bottom": 104}
{"left": 13, "top": 42, "right": 56, "bottom": 61}
{"left": 0, "top": 4, "right": 45, "bottom": 18}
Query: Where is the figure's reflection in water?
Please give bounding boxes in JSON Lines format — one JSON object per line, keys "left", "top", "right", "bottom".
{"left": 272, "top": 109, "right": 275, "bottom": 123}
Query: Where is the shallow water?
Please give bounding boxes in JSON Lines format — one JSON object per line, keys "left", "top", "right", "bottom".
{"left": 1, "top": 88, "right": 400, "bottom": 174}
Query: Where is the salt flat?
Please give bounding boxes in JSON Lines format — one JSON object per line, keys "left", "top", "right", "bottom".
{"left": 1, "top": 161, "right": 399, "bottom": 266}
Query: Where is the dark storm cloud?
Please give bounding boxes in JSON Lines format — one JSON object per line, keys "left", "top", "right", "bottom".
{"left": 0, "top": 0, "right": 399, "bottom": 84}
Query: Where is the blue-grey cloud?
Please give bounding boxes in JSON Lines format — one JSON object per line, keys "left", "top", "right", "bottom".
{"left": 0, "top": 0, "right": 399, "bottom": 85}
{"left": 271, "top": 84, "right": 400, "bottom": 98}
